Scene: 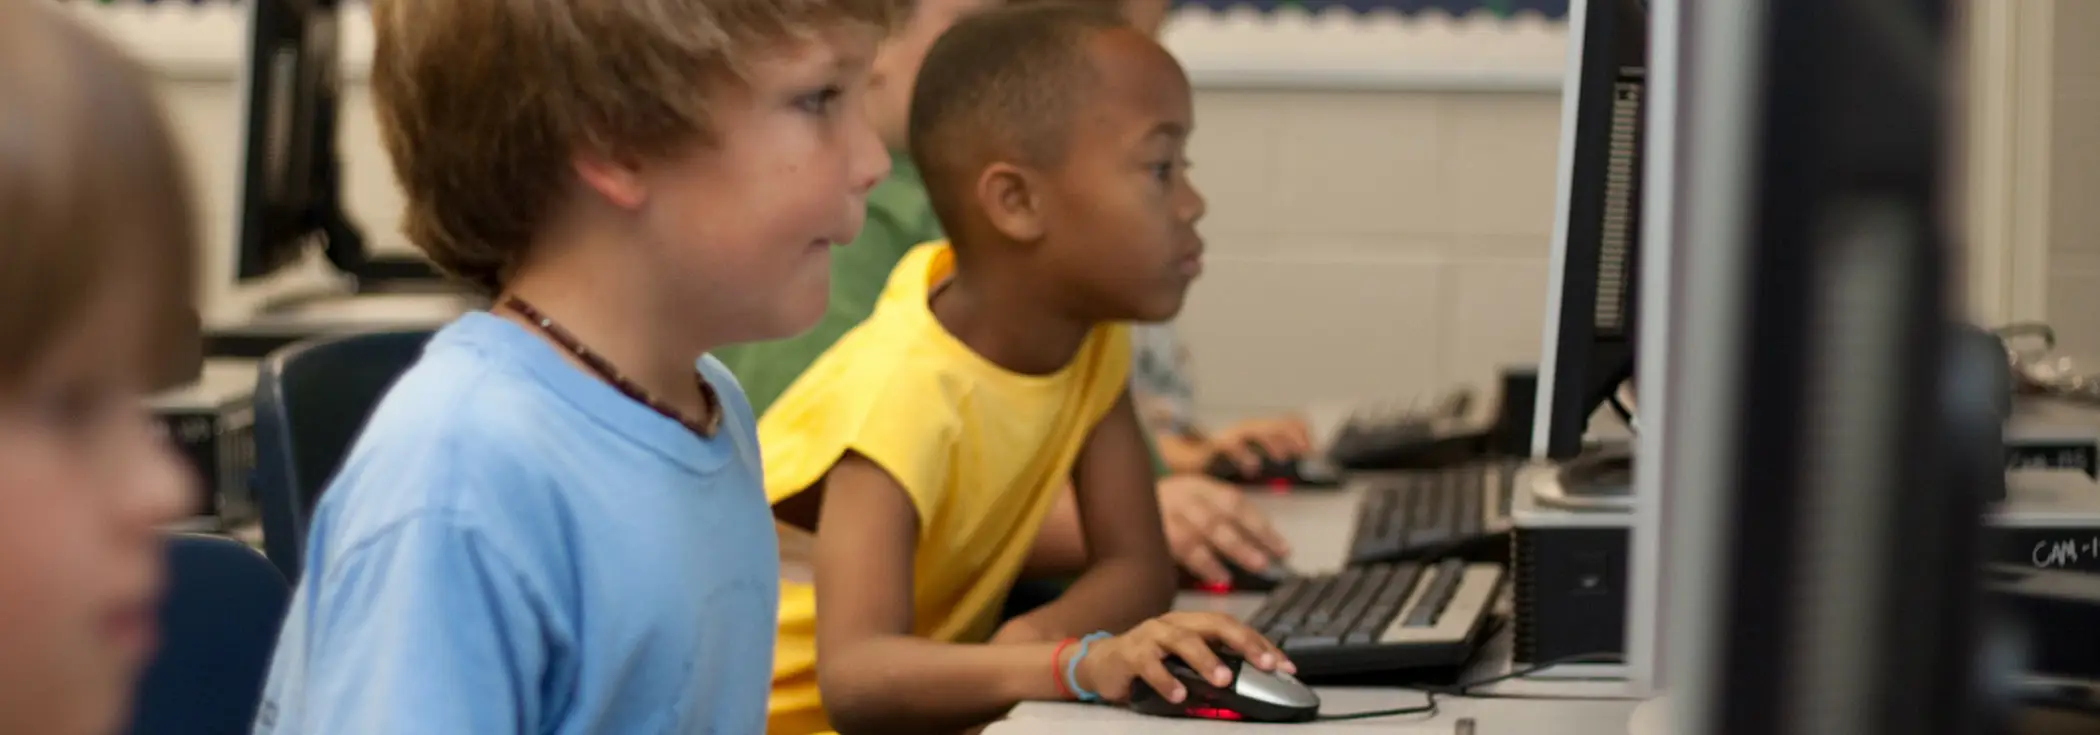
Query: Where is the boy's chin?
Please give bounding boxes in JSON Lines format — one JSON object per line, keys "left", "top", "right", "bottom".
{"left": 752, "top": 260, "right": 833, "bottom": 336}
{"left": 763, "top": 293, "right": 832, "bottom": 340}
{"left": 1119, "top": 292, "right": 1191, "bottom": 325}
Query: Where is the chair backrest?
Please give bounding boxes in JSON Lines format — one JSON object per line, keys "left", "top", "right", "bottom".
{"left": 252, "top": 329, "right": 432, "bottom": 581}
{"left": 128, "top": 534, "right": 291, "bottom": 735}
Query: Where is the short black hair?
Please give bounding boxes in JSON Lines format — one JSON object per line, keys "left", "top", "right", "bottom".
{"left": 907, "top": 2, "right": 1129, "bottom": 234}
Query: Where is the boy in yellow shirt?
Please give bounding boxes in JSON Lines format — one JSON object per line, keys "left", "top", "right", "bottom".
{"left": 760, "top": 6, "right": 1294, "bottom": 733}
{"left": 725, "top": 0, "right": 1297, "bottom": 590}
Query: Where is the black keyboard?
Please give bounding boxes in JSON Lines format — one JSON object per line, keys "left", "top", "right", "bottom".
{"left": 1346, "top": 463, "right": 1516, "bottom": 565}
{"left": 1326, "top": 390, "right": 1490, "bottom": 471}
{"left": 1246, "top": 559, "right": 1503, "bottom": 677}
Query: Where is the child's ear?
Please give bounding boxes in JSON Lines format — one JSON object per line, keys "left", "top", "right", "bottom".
{"left": 573, "top": 151, "right": 650, "bottom": 211}
{"left": 976, "top": 162, "right": 1046, "bottom": 242}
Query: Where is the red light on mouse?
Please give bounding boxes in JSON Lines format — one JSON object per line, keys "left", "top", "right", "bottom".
{"left": 1198, "top": 580, "right": 1233, "bottom": 594}
{"left": 1267, "top": 478, "right": 1291, "bottom": 494}
{"left": 1185, "top": 706, "right": 1243, "bottom": 721}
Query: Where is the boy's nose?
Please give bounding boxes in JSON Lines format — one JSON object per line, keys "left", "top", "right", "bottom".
{"left": 850, "top": 119, "right": 891, "bottom": 196}
{"left": 1181, "top": 181, "right": 1208, "bottom": 224}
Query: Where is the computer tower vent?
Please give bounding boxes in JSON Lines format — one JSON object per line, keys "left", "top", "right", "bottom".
{"left": 1510, "top": 525, "right": 1629, "bottom": 665}
{"left": 1594, "top": 67, "right": 1644, "bottom": 338}
{"left": 1513, "top": 528, "right": 1543, "bottom": 663}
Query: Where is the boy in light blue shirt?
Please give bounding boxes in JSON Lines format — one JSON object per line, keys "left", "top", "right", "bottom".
{"left": 252, "top": 0, "right": 897, "bottom": 731}
{"left": 257, "top": 323, "right": 775, "bottom": 733}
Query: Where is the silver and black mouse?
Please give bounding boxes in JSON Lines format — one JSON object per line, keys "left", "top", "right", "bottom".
{"left": 1126, "top": 646, "right": 1320, "bottom": 723}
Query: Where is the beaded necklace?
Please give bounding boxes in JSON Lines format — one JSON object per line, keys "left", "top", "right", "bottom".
{"left": 501, "top": 296, "right": 721, "bottom": 438}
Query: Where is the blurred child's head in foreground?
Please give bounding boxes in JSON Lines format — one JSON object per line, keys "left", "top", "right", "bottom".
{"left": 0, "top": 4, "right": 200, "bottom": 733}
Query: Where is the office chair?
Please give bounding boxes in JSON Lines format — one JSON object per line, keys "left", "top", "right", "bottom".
{"left": 253, "top": 329, "right": 432, "bottom": 581}
{"left": 128, "top": 534, "right": 291, "bottom": 735}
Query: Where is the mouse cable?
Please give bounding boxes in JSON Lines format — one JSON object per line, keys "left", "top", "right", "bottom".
{"left": 1313, "top": 692, "right": 1439, "bottom": 722}
{"left": 1608, "top": 393, "right": 1637, "bottom": 432}
{"left": 1325, "top": 651, "right": 1636, "bottom": 721}
{"left": 1429, "top": 652, "right": 1641, "bottom": 701}
{"left": 1309, "top": 654, "right": 1625, "bottom": 721}
{"left": 1608, "top": 384, "right": 1640, "bottom": 435}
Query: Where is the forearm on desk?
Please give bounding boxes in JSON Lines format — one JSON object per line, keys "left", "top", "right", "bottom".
{"left": 1021, "top": 393, "right": 1177, "bottom": 637}
{"left": 1021, "top": 426, "right": 1178, "bottom": 579}
{"left": 1021, "top": 487, "right": 1088, "bottom": 578}
{"left": 1003, "top": 554, "right": 1172, "bottom": 642}
{"left": 820, "top": 636, "right": 1070, "bottom": 734}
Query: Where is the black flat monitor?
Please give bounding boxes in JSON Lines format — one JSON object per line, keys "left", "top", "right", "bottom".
{"left": 1533, "top": 0, "right": 1648, "bottom": 460}
{"left": 233, "top": 0, "right": 441, "bottom": 294}
{"left": 1663, "top": 0, "right": 2006, "bottom": 732}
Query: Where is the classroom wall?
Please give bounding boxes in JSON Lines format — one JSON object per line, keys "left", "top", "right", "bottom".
{"left": 91, "top": 4, "right": 1570, "bottom": 423}
{"left": 2042, "top": 1, "right": 2100, "bottom": 359}
{"left": 86, "top": 2, "right": 2038, "bottom": 424}
{"left": 1179, "top": 87, "right": 1559, "bottom": 420}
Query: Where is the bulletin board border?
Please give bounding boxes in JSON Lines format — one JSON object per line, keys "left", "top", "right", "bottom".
{"left": 71, "top": 2, "right": 1569, "bottom": 93}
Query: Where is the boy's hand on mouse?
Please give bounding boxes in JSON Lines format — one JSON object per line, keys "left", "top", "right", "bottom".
{"left": 1071, "top": 612, "right": 1294, "bottom": 704}
{"left": 1159, "top": 476, "right": 1291, "bottom": 583}
{"left": 1207, "top": 416, "right": 1315, "bottom": 473}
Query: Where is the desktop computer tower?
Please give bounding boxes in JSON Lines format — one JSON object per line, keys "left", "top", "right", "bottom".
{"left": 1990, "top": 471, "right": 2100, "bottom": 573}
{"left": 1511, "top": 461, "right": 2100, "bottom": 676}
{"left": 1509, "top": 460, "right": 1633, "bottom": 670}
{"left": 147, "top": 359, "right": 259, "bottom": 528}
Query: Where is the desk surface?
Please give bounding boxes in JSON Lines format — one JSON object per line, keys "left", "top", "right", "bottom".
{"left": 992, "top": 479, "right": 1644, "bottom": 735}
{"left": 992, "top": 397, "right": 2100, "bottom": 734}
{"left": 993, "top": 694, "right": 1638, "bottom": 733}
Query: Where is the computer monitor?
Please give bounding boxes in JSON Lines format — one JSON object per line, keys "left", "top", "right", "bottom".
{"left": 234, "top": 0, "right": 352, "bottom": 284}
{"left": 233, "top": 0, "right": 441, "bottom": 295}
{"left": 1533, "top": 0, "right": 1649, "bottom": 460}
{"left": 1660, "top": 0, "right": 2004, "bottom": 732}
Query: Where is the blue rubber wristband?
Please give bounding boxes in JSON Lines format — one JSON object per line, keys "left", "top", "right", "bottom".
{"left": 1063, "top": 631, "right": 1114, "bottom": 702}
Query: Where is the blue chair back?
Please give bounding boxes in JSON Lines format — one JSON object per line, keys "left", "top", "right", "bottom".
{"left": 128, "top": 534, "right": 291, "bottom": 735}
{"left": 253, "top": 330, "right": 432, "bottom": 581}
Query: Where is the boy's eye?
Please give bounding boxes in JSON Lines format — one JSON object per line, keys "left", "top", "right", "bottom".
{"left": 794, "top": 86, "right": 844, "bottom": 115}
{"left": 1150, "top": 156, "right": 1190, "bottom": 183}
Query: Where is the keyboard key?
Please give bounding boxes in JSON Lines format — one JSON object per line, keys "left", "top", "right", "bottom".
{"left": 1375, "top": 563, "right": 1422, "bottom": 607}
{"left": 1237, "top": 561, "right": 1502, "bottom": 678}
{"left": 1283, "top": 634, "right": 1340, "bottom": 652}
{"left": 1326, "top": 579, "right": 1380, "bottom": 636}
{"left": 1247, "top": 578, "right": 1308, "bottom": 631}
{"left": 1303, "top": 569, "right": 1363, "bottom": 627}
{"left": 1410, "top": 527, "right": 1451, "bottom": 548}
{"left": 1401, "top": 560, "right": 1468, "bottom": 628}
{"left": 1420, "top": 484, "right": 1444, "bottom": 527}
{"left": 1345, "top": 464, "right": 1509, "bottom": 564}
{"left": 1459, "top": 485, "right": 1484, "bottom": 533}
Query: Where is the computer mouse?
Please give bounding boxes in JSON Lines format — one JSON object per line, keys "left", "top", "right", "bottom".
{"left": 1127, "top": 646, "right": 1320, "bottom": 723}
{"left": 1204, "top": 444, "right": 1343, "bottom": 489}
{"left": 1177, "top": 555, "right": 1292, "bottom": 594}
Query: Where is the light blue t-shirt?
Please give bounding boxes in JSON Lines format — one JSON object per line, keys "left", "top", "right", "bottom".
{"left": 254, "top": 312, "right": 780, "bottom": 735}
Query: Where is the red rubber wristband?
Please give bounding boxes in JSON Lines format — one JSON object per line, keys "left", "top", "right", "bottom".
{"left": 1051, "top": 638, "right": 1080, "bottom": 700}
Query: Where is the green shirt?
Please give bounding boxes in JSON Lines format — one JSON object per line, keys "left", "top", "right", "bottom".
{"left": 714, "top": 158, "right": 1172, "bottom": 478}
{"left": 714, "top": 159, "right": 943, "bottom": 415}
